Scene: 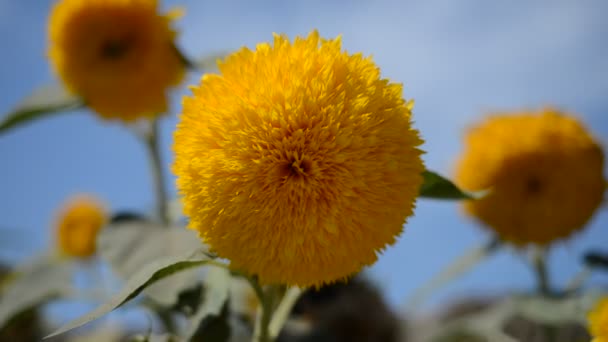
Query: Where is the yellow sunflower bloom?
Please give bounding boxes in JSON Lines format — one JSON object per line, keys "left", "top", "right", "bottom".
{"left": 48, "top": 0, "right": 185, "bottom": 121}
{"left": 56, "top": 195, "right": 107, "bottom": 258}
{"left": 173, "top": 31, "right": 425, "bottom": 287}
{"left": 589, "top": 296, "right": 608, "bottom": 342}
{"left": 456, "top": 109, "right": 605, "bottom": 245}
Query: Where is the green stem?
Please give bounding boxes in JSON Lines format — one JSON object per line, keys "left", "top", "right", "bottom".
{"left": 247, "top": 277, "right": 273, "bottom": 342}
{"left": 405, "top": 238, "right": 501, "bottom": 311}
{"left": 269, "top": 287, "right": 303, "bottom": 339}
{"left": 532, "top": 248, "right": 556, "bottom": 342}
{"left": 144, "top": 119, "right": 169, "bottom": 225}
{"left": 532, "top": 248, "right": 550, "bottom": 296}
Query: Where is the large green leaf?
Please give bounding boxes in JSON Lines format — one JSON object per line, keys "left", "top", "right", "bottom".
{"left": 97, "top": 220, "right": 207, "bottom": 306}
{"left": 0, "top": 254, "right": 73, "bottom": 329}
{"left": 511, "top": 292, "right": 602, "bottom": 325}
{"left": 46, "top": 249, "right": 214, "bottom": 338}
{"left": 186, "top": 267, "right": 231, "bottom": 340}
{"left": 428, "top": 291, "right": 604, "bottom": 342}
{"left": 0, "top": 84, "right": 83, "bottom": 135}
{"left": 419, "top": 170, "right": 473, "bottom": 200}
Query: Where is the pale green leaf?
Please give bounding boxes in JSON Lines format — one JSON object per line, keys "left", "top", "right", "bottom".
{"left": 98, "top": 220, "right": 208, "bottom": 306}
{"left": 511, "top": 292, "right": 602, "bottom": 325}
{"left": 428, "top": 291, "right": 605, "bottom": 341}
{"left": 0, "top": 84, "right": 83, "bottom": 134}
{"left": 46, "top": 250, "right": 212, "bottom": 338}
{"left": 0, "top": 254, "right": 73, "bottom": 329}
{"left": 186, "top": 267, "right": 231, "bottom": 339}
{"left": 419, "top": 170, "right": 473, "bottom": 200}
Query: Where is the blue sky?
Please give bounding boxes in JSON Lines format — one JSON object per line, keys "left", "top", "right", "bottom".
{"left": 1, "top": 0, "right": 607, "bottom": 314}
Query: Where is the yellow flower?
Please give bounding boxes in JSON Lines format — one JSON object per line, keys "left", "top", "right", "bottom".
{"left": 47, "top": 0, "right": 185, "bottom": 121}
{"left": 56, "top": 195, "right": 107, "bottom": 258}
{"left": 589, "top": 296, "right": 608, "bottom": 342}
{"left": 173, "top": 31, "right": 424, "bottom": 287}
{"left": 456, "top": 109, "right": 605, "bottom": 245}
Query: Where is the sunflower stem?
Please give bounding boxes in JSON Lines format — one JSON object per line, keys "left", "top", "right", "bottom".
{"left": 532, "top": 248, "right": 557, "bottom": 341}
{"left": 247, "top": 276, "right": 273, "bottom": 342}
{"left": 143, "top": 118, "right": 169, "bottom": 226}
{"left": 405, "top": 238, "right": 501, "bottom": 311}
{"left": 532, "top": 248, "right": 550, "bottom": 296}
{"left": 269, "top": 287, "right": 303, "bottom": 339}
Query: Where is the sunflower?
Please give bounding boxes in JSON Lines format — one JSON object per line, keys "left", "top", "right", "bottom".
{"left": 56, "top": 195, "right": 107, "bottom": 258}
{"left": 588, "top": 296, "right": 608, "bottom": 342}
{"left": 173, "top": 31, "right": 424, "bottom": 287}
{"left": 456, "top": 109, "right": 605, "bottom": 245}
{"left": 48, "top": 0, "right": 185, "bottom": 121}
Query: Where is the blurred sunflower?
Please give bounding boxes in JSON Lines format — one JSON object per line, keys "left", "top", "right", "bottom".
{"left": 456, "top": 109, "right": 605, "bottom": 245}
{"left": 588, "top": 296, "right": 608, "bottom": 342}
{"left": 173, "top": 31, "right": 424, "bottom": 287}
{"left": 56, "top": 195, "right": 107, "bottom": 258}
{"left": 48, "top": 0, "right": 185, "bottom": 121}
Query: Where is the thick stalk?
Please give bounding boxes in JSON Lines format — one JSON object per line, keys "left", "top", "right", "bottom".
{"left": 532, "top": 248, "right": 556, "bottom": 341}
{"left": 532, "top": 248, "right": 550, "bottom": 296}
{"left": 269, "top": 287, "right": 303, "bottom": 339}
{"left": 144, "top": 119, "right": 169, "bottom": 225}
{"left": 248, "top": 277, "right": 273, "bottom": 342}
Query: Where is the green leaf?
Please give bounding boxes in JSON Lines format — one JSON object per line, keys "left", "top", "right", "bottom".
{"left": 0, "top": 84, "right": 83, "bottom": 135}
{"left": 419, "top": 170, "right": 473, "bottom": 200}
{"left": 186, "top": 267, "right": 231, "bottom": 340}
{"left": 429, "top": 291, "right": 605, "bottom": 342}
{"left": 511, "top": 292, "right": 602, "bottom": 325}
{"left": 45, "top": 249, "right": 213, "bottom": 339}
{"left": 98, "top": 220, "right": 208, "bottom": 306}
{"left": 129, "top": 333, "right": 178, "bottom": 342}
{"left": 190, "top": 304, "right": 231, "bottom": 342}
{"left": 0, "top": 254, "right": 73, "bottom": 329}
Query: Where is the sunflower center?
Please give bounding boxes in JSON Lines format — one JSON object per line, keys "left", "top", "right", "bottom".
{"left": 287, "top": 158, "right": 311, "bottom": 177}
{"left": 525, "top": 176, "right": 542, "bottom": 194}
{"left": 100, "top": 37, "right": 133, "bottom": 60}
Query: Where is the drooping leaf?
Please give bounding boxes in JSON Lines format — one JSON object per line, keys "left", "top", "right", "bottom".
{"left": 0, "top": 254, "right": 73, "bottom": 329}
{"left": 186, "top": 267, "right": 231, "bottom": 340}
{"left": 0, "top": 84, "right": 83, "bottom": 135}
{"left": 419, "top": 170, "right": 474, "bottom": 200}
{"left": 190, "top": 303, "right": 231, "bottom": 342}
{"left": 511, "top": 292, "right": 601, "bottom": 325}
{"left": 429, "top": 291, "right": 604, "bottom": 342}
{"left": 406, "top": 239, "right": 501, "bottom": 310}
{"left": 97, "top": 220, "right": 208, "bottom": 306}
{"left": 46, "top": 249, "right": 214, "bottom": 338}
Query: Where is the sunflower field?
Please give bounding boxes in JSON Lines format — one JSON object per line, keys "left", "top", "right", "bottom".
{"left": 0, "top": 1, "right": 607, "bottom": 341}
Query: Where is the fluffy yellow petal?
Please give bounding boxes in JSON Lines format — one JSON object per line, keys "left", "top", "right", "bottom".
{"left": 173, "top": 31, "right": 424, "bottom": 287}
{"left": 456, "top": 109, "right": 605, "bottom": 245}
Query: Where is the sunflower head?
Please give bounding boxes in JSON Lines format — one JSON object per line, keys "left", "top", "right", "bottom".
{"left": 56, "top": 195, "right": 107, "bottom": 259}
{"left": 588, "top": 296, "right": 608, "bottom": 342}
{"left": 173, "top": 31, "right": 425, "bottom": 287}
{"left": 456, "top": 108, "right": 605, "bottom": 245}
{"left": 48, "top": 0, "right": 185, "bottom": 121}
